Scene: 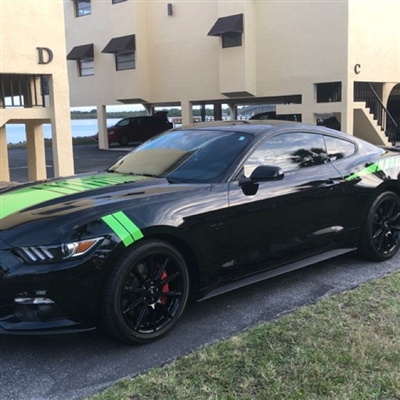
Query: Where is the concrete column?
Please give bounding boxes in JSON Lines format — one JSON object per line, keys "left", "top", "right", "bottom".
{"left": 26, "top": 121, "right": 47, "bottom": 181}
{"left": 342, "top": 79, "right": 354, "bottom": 135}
{"left": 143, "top": 104, "right": 153, "bottom": 116}
{"left": 300, "top": 85, "right": 315, "bottom": 125}
{"left": 97, "top": 105, "right": 109, "bottom": 150}
{"left": 0, "top": 125, "right": 10, "bottom": 182}
{"left": 200, "top": 103, "right": 206, "bottom": 122}
{"left": 213, "top": 104, "right": 222, "bottom": 121}
{"left": 228, "top": 104, "right": 237, "bottom": 120}
{"left": 181, "top": 100, "right": 193, "bottom": 126}
{"left": 48, "top": 75, "right": 75, "bottom": 177}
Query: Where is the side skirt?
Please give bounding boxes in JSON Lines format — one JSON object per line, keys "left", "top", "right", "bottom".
{"left": 199, "top": 247, "right": 357, "bottom": 301}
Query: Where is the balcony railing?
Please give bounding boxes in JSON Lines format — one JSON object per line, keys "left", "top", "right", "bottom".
{"left": 0, "top": 74, "right": 48, "bottom": 109}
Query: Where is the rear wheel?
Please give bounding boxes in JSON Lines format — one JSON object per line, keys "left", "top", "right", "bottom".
{"left": 118, "top": 134, "right": 130, "bottom": 147}
{"left": 102, "top": 240, "right": 189, "bottom": 344}
{"left": 359, "top": 191, "right": 400, "bottom": 261}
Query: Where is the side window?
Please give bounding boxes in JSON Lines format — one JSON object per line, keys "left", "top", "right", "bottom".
{"left": 324, "top": 136, "right": 355, "bottom": 161}
{"left": 244, "top": 133, "right": 327, "bottom": 177}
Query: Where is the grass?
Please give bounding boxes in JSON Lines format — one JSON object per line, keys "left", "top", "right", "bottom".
{"left": 90, "top": 270, "right": 400, "bottom": 400}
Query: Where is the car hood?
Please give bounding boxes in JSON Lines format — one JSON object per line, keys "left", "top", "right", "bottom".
{"left": 0, "top": 172, "right": 205, "bottom": 246}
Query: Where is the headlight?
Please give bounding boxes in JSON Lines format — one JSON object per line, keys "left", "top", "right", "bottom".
{"left": 15, "top": 237, "right": 104, "bottom": 263}
{"left": 108, "top": 130, "right": 115, "bottom": 135}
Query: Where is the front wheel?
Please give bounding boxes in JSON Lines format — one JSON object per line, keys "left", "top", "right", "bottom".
{"left": 359, "top": 191, "right": 400, "bottom": 261}
{"left": 102, "top": 240, "right": 189, "bottom": 344}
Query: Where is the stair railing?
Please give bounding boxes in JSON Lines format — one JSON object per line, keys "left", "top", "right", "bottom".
{"left": 354, "top": 82, "right": 397, "bottom": 146}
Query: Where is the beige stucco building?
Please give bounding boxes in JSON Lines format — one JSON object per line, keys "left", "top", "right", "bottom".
{"left": 0, "top": 0, "right": 74, "bottom": 183}
{"left": 64, "top": 0, "right": 400, "bottom": 149}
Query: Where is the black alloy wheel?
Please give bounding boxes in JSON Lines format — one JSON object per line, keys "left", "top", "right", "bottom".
{"left": 118, "top": 134, "right": 130, "bottom": 147}
{"left": 359, "top": 191, "right": 400, "bottom": 261}
{"left": 102, "top": 240, "right": 189, "bottom": 344}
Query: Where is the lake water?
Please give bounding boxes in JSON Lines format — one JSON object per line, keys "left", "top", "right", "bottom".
{"left": 5, "top": 118, "right": 121, "bottom": 144}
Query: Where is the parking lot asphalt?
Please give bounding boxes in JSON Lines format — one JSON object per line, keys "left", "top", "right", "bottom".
{"left": 1, "top": 253, "right": 399, "bottom": 400}
{"left": 6, "top": 143, "right": 132, "bottom": 184}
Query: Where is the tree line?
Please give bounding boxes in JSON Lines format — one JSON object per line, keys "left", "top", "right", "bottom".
{"left": 71, "top": 108, "right": 230, "bottom": 120}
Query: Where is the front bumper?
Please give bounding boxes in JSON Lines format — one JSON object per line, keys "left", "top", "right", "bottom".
{"left": 0, "top": 246, "right": 106, "bottom": 334}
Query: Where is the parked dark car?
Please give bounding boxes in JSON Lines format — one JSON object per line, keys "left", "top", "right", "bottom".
{"left": 250, "top": 111, "right": 341, "bottom": 131}
{"left": 249, "top": 111, "right": 301, "bottom": 122}
{"left": 95, "top": 111, "right": 173, "bottom": 146}
{"left": 1, "top": 121, "right": 400, "bottom": 344}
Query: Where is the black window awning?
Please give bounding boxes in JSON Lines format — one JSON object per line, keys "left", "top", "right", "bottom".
{"left": 102, "top": 34, "right": 135, "bottom": 54}
{"left": 66, "top": 44, "right": 94, "bottom": 60}
{"left": 208, "top": 14, "right": 243, "bottom": 36}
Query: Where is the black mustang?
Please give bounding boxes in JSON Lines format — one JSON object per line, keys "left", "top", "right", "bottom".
{"left": 1, "top": 121, "right": 400, "bottom": 344}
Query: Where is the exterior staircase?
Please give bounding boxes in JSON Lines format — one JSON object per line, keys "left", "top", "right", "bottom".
{"left": 354, "top": 82, "right": 397, "bottom": 146}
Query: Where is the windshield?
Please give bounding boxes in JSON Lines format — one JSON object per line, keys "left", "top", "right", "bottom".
{"left": 108, "top": 129, "right": 253, "bottom": 183}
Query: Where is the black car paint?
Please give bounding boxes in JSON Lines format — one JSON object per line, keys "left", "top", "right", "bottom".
{"left": 1, "top": 122, "right": 399, "bottom": 335}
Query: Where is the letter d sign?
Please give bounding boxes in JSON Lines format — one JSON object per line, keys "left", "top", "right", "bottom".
{"left": 37, "top": 47, "right": 53, "bottom": 64}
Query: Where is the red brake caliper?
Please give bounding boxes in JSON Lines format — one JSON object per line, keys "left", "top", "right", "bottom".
{"left": 160, "top": 271, "right": 169, "bottom": 305}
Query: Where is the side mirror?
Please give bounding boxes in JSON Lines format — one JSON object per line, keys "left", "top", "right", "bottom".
{"left": 246, "top": 165, "right": 284, "bottom": 183}
{"left": 239, "top": 165, "right": 284, "bottom": 195}
{"left": 250, "top": 165, "right": 284, "bottom": 181}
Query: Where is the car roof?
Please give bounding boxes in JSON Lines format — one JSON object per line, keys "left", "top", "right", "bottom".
{"left": 179, "top": 120, "right": 353, "bottom": 139}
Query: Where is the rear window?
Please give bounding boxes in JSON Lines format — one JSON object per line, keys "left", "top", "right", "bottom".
{"left": 324, "top": 136, "right": 355, "bottom": 160}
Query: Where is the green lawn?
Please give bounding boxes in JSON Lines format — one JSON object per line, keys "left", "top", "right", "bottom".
{"left": 91, "top": 270, "right": 400, "bottom": 400}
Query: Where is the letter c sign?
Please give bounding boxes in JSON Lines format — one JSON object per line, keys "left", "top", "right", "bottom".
{"left": 354, "top": 64, "right": 361, "bottom": 74}
{"left": 37, "top": 47, "right": 53, "bottom": 64}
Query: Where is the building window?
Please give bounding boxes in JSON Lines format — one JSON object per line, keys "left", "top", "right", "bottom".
{"left": 112, "top": 0, "right": 127, "bottom": 3}
{"left": 208, "top": 14, "right": 244, "bottom": 49}
{"left": 79, "top": 59, "right": 94, "bottom": 76}
{"left": 102, "top": 35, "right": 136, "bottom": 71}
{"left": 222, "top": 32, "right": 242, "bottom": 48}
{"left": 116, "top": 52, "right": 135, "bottom": 71}
{"left": 316, "top": 82, "right": 342, "bottom": 103}
{"left": 75, "top": 0, "right": 91, "bottom": 17}
{"left": 67, "top": 44, "right": 94, "bottom": 76}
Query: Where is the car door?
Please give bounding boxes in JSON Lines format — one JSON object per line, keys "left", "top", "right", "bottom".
{"left": 224, "top": 131, "right": 345, "bottom": 280}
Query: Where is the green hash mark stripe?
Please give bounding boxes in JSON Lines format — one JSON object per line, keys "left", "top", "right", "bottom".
{"left": 112, "top": 211, "right": 144, "bottom": 242}
{"left": 101, "top": 211, "right": 143, "bottom": 247}
{"left": 346, "top": 157, "right": 400, "bottom": 181}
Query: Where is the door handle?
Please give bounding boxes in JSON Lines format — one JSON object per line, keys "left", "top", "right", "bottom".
{"left": 321, "top": 179, "right": 340, "bottom": 188}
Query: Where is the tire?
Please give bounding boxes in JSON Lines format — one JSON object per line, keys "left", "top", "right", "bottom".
{"left": 118, "top": 134, "right": 130, "bottom": 147}
{"left": 359, "top": 191, "right": 400, "bottom": 261}
{"left": 102, "top": 240, "right": 189, "bottom": 344}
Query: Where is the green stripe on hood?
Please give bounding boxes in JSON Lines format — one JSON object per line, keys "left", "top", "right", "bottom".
{"left": 0, "top": 173, "right": 147, "bottom": 221}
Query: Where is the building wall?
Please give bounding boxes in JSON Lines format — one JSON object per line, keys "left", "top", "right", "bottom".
{"left": 0, "top": 0, "right": 74, "bottom": 181}
{"left": 65, "top": 0, "right": 400, "bottom": 143}
{"left": 348, "top": 0, "right": 400, "bottom": 83}
{"left": 65, "top": 0, "right": 352, "bottom": 105}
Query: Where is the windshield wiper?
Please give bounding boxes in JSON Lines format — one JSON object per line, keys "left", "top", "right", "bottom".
{"left": 166, "top": 177, "right": 182, "bottom": 184}
{"left": 130, "top": 173, "right": 161, "bottom": 178}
